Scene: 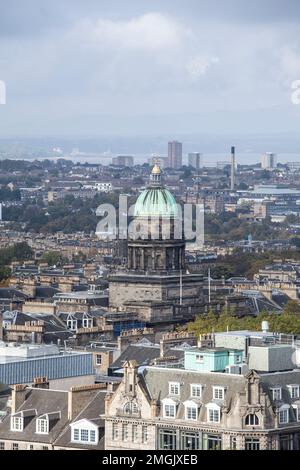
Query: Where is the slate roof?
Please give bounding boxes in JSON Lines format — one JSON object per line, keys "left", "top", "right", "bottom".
{"left": 260, "top": 370, "right": 300, "bottom": 407}
{"left": 136, "top": 365, "right": 300, "bottom": 423}
{"left": 35, "top": 286, "right": 61, "bottom": 299}
{"left": 110, "top": 343, "right": 184, "bottom": 371}
{"left": 3, "top": 311, "right": 72, "bottom": 343}
{"left": 0, "top": 388, "right": 69, "bottom": 444}
{"left": 54, "top": 390, "right": 106, "bottom": 449}
{"left": 0, "top": 288, "right": 27, "bottom": 300}
{"left": 139, "top": 366, "right": 246, "bottom": 420}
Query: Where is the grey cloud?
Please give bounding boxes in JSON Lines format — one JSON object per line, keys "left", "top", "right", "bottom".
{"left": 0, "top": 1, "right": 300, "bottom": 137}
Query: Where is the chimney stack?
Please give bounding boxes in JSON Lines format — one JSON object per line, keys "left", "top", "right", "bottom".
{"left": 230, "top": 146, "right": 236, "bottom": 191}
{"left": 32, "top": 376, "right": 49, "bottom": 389}
{"left": 11, "top": 385, "right": 27, "bottom": 414}
{"left": 68, "top": 384, "right": 105, "bottom": 420}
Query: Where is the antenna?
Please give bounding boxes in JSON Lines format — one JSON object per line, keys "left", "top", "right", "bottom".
{"left": 230, "top": 146, "right": 236, "bottom": 191}
{"left": 208, "top": 267, "right": 211, "bottom": 304}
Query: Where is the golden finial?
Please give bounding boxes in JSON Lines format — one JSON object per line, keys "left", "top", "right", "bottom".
{"left": 151, "top": 163, "right": 161, "bottom": 175}
{"left": 151, "top": 155, "right": 161, "bottom": 175}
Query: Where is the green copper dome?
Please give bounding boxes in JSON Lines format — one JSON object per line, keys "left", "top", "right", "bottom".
{"left": 134, "top": 164, "right": 178, "bottom": 218}
{"left": 134, "top": 187, "right": 178, "bottom": 218}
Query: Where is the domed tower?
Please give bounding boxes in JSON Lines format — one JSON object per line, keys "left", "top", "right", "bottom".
{"left": 108, "top": 164, "right": 203, "bottom": 324}
{"left": 127, "top": 164, "right": 185, "bottom": 273}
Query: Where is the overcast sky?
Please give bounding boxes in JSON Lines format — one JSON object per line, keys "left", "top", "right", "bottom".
{"left": 1, "top": 0, "right": 300, "bottom": 138}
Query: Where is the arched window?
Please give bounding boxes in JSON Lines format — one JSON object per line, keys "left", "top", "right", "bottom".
{"left": 124, "top": 402, "right": 139, "bottom": 415}
{"left": 245, "top": 414, "right": 259, "bottom": 426}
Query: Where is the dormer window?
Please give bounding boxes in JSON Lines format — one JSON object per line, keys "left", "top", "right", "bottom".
{"left": 207, "top": 403, "right": 221, "bottom": 423}
{"left": 162, "top": 398, "right": 177, "bottom": 418}
{"left": 169, "top": 382, "right": 180, "bottom": 397}
{"left": 82, "top": 317, "right": 93, "bottom": 328}
{"left": 10, "top": 416, "right": 23, "bottom": 432}
{"left": 271, "top": 387, "right": 282, "bottom": 401}
{"left": 10, "top": 409, "right": 37, "bottom": 432}
{"left": 191, "top": 384, "right": 202, "bottom": 399}
{"left": 184, "top": 401, "right": 198, "bottom": 421}
{"left": 67, "top": 319, "right": 77, "bottom": 331}
{"left": 36, "top": 411, "right": 60, "bottom": 435}
{"left": 213, "top": 386, "right": 225, "bottom": 400}
{"left": 292, "top": 404, "right": 300, "bottom": 422}
{"left": 278, "top": 405, "right": 290, "bottom": 424}
{"left": 288, "top": 385, "right": 300, "bottom": 399}
{"left": 71, "top": 421, "right": 98, "bottom": 445}
{"left": 36, "top": 418, "right": 49, "bottom": 434}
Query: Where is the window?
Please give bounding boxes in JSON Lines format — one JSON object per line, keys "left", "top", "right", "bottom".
{"left": 294, "top": 433, "right": 300, "bottom": 450}
{"left": 271, "top": 388, "right": 282, "bottom": 401}
{"left": 41, "top": 446, "right": 48, "bottom": 450}
{"left": 236, "top": 355, "right": 242, "bottom": 364}
{"left": 230, "top": 436, "right": 237, "bottom": 450}
{"left": 124, "top": 401, "right": 139, "bottom": 415}
{"left": 181, "top": 432, "right": 200, "bottom": 450}
{"left": 12, "top": 443, "right": 19, "bottom": 451}
{"left": 203, "top": 434, "right": 222, "bottom": 450}
{"left": 213, "top": 387, "right": 225, "bottom": 400}
{"left": 82, "top": 318, "right": 92, "bottom": 328}
{"left": 112, "top": 423, "right": 119, "bottom": 441}
{"left": 28, "top": 445, "right": 34, "bottom": 450}
{"left": 72, "top": 427, "right": 97, "bottom": 444}
{"left": 0, "top": 442, "right": 5, "bottom": 450}
{"left": 207, "top": 405, "right": 221, "bottom": 423}
{"left": 142, "top": 426, "right": 148, "bottom": 444}
{"left": 132, "top": 425, "right": 138, "bottom": 443}
{"left": 196, "top": 354, "right": 204, "bottom": 363}
{"left": 36, "top": 418, "right": 49, "bottom": 434}
{"left": 169, "top": 382, "right": 180, "bottom": 396}
{"left": 288, "top": 385, "right": 300, "bottom": 399}
{"left": 245, "top": 414, "right": 259, "bottom": 426}
{"left": 245, "top": 438, "right": 260, "bottom": 451}
{"left": 96, "top": 354, "right": 102, "bottom": 366}
{"left": 159, "top": 429, "right": 177, "bottom": 450}
{"left": 67, "top": 319, "right": 77, "bottom": 331}
{"left": 185, "top": 405, "right": 198, "bottom": 421}
{"left": 292, "top": 405, "right": 300, "bottom": 422}
{"left": 208, "top": 409, "right": 220, "bottom": 423}
{"left": 191, "top": 384, "right": 202, "bottom": 399}
{"left": 163, "top": 403, "right": 176, "bottom": 418}
{"left": 80, "top": 429, "right": 89, "bottom": 442}
{"left": 279, "top": 435, "right": 293, "bottom": 451}
{"left": 10, "top": 416, "right": 23, "bottom": 432}
{"left": 122, "top": 424, "right": 129, "bottom": 441}
{"left": 279, "top": 408, "right": 289, "bottom": 424}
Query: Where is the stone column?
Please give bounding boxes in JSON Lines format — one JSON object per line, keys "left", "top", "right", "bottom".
{"left": 141, "top": 247, "right": 145, "bottom": 271}
{"left": 133, "top": 247, "right": 136, "bottom": 269}
{"left": 172, "top": 248, "right": 175, "bottom": 270}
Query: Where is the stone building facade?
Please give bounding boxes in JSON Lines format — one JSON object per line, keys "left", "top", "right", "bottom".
{"left": 104, "top": 359, "right": 300, "bottom": 451}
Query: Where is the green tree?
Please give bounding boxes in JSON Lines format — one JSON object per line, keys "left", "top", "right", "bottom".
{"left": 40, "top": 251, "right": 68, "bottom": 266}
{"left": 283, "top": 300, "right": 300, "bottom": 316}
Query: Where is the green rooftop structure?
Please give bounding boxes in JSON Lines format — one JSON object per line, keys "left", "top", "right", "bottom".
{"left": 134, "top": 164, "right": 178, "bottom": 219}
